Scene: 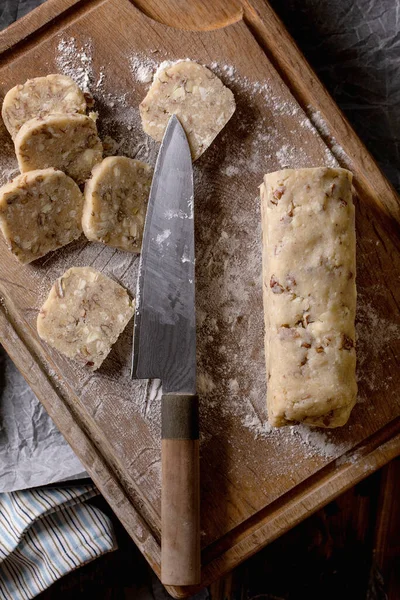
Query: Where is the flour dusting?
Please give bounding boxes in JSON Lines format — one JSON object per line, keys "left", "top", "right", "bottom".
{"left": 129, "top": 55, "right": 157, "bottom": 83}
{"left": 56, "top": 37, "right": 93, "bottom": 91}
{"left": 356, "top": 294, "right": 400, "bottom": 399}
{"left": 290, "top": 425, "right": 343, "bottom": 458}
{"left": 307, "top": 106, "right": 352, "bottom": 168}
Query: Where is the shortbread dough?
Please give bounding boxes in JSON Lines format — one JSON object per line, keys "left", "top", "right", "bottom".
{"left": 2, "top": 75, "right": 87, "bottom": 139}
{"left": 0, "top": 169, "right": 83, "bottom": 263}
{"left": 139, "top": 61, "right": 236, "bottom": 160}
{"left": 261, "top": 167, "right": 357, "bottom": 428}
{"left": 82, "top": 156, "right": 152, "bottom": 252}
{"left": 37, "top": 266, "right": 134, "bottom": 369}
{"left": 15, "top": 113, "right": 103, "bottom": 184}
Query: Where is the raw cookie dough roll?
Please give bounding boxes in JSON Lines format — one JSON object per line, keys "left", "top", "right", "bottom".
{"left": 2, "top": 74, "right": 87, "bottom": 139}
{"left": 261, "top": 167, "right": 357, "bottom": 428}
{"left": 82, "top": 156, "right": 152, "bottom": 252}
{"left": 140, "top": 60, "right": 235, "bottom": 160}
{"left": 37, "top": 266, "right": 135, "bottom": 369}
{"left": 0, "top": 169, "right": 83, "bottom": 264}
{"left": 15, "top": 113, "right": 103, "bottom": 184}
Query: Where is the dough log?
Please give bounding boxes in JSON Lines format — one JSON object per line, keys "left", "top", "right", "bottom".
{"left": 261, "top": 167, "right": 357, "bottom": 428}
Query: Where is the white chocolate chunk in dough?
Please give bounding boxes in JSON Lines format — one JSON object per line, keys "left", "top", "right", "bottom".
{"left": 2, "top": 74, "right": 87, "bottom": 139}
{"left": 261, "top": 167, "right": 357, "bottom": 429}
{"left": 37, "top": 266, "right": 134, "bottom": 370}
{"left": 15, "top": 113, "right": 103, "bottom": 184}
{"left": 0, "top": 169, "right": 83, "bottom": 264}
{"left": 82, "top": 156, "right": 152, "bottom": 253}
{"left": 139, "top": 60, "right": 236, "bottom": 160}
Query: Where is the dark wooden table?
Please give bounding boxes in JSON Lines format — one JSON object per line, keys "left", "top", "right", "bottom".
{"left": 1, "top": 0, "right": 399, "bottom": 598}
{"left": 35, "top": 459, "right": 399, "bottom": 599}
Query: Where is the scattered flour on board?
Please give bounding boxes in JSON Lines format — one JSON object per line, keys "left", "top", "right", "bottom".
{"left": 223, "top": 165, "right": 240, "bottom": 177}
{"left": 241, "top": 407, "right": 344, "bottom": 459}
{"left": 290, "top": 425, "right": 343, "bottom": 458}
{"left": 356, "top": 293, "right": 400, "bottom": 399}
{"left": 56, "top": 37, "right": 94, "bottom": 91}
{"left": 206, "top": 61, "right": 342, "bottom": 173}
{"left": 129, "top": 55, "right": 158, "bottom": 83}
{"left": 307, "top": 106, "right": 352, "bottom": 168}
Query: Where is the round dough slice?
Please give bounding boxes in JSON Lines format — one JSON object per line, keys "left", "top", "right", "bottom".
{"left": 83, "top": 156, "right": 152, "bottom": 253}
{"left": 139, "top": 60, "right": 236, "bottom": 160}
{"left": 0, "top": 169, "right": 84, "bottom": 264}
{"left": 37, "top": 266, "right": 135, "bottom": 370}
{"left": 15, "top": 113, "right": 103, "bottom": 184}
{"left": 2, "top": 74, "right": 87, "bottom": 139}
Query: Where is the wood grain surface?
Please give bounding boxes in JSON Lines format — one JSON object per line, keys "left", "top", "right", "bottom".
{"left": 0, "top": 0, "right": 399, "bottom": 597}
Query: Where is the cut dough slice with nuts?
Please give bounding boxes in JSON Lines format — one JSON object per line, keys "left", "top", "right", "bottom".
{"left": 2, "top": 74, "right": 87, "bottom": 139}
{"left": 139, "top": 60, "right": 236, "bottom": 160}
{"left": 82, "top": 156, "right": 152, "bottom": 253}
{"left": 15, "top": 113, "right": 103, "bottom": 184}
{"left": 37, "top": 266, "right": 135, "bottom": 370}
{"left": 0, "top": 169, "right": 84, "bottom": 264}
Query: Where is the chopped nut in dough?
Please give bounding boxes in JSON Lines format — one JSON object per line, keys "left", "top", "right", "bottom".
{"left": 37, "top": 266, "right": 134, "bottom": 369}
{"left": 83, "top": 156, "right": 152, "bottom": 252}
{"left": 15, "top": 113, "right": 103, "bottom": 184}
{"left": 261, "top": 167, "right": 357, "bottom": 429}
{"left": 2, "top": 74, "right": 87, "bottom": 139}
{"left": 0, "top": 169, "right": 84, "bottom": 263}
{"left": 139, "top": 60, "right": 236, "bottom": 160}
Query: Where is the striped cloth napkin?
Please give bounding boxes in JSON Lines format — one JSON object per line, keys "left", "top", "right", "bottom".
{"left": 0, "top": 484, "right": 116, "bottom": 599}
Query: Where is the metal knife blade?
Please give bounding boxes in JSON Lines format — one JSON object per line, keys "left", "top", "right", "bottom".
{"left": 131, "top": 115, "right": 196, "bottom": 394}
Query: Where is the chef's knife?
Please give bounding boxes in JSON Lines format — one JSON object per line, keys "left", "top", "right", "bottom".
{"left": 132, "top": 115, "right": 200, "bottom": 586}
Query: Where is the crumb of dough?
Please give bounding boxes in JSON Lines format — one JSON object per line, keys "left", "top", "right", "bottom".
{"left": 15, "top": 113, "right": 103, "bottom": 184}
{"left": 2, "top": 74, "right": 87, "bottom": 139}
{"left": 83, "top": 156, "right": 152, "bottom": 252}
{"left": 37, "top": 266, "right": 135, "bottom": 370}
{"left": 0, "top": 169, "right": 84, "bottom": 264}
{"left": 139, "top": 60, "right": 235, "bottom": 160}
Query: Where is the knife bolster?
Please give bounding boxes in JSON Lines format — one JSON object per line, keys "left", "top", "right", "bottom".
{"left": 161, "top": 393, "right": 199, "bottom": 440}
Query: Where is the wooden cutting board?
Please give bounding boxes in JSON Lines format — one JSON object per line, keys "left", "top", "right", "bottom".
{"left": 1, "top": 0, "right": 399, "bottom": 596}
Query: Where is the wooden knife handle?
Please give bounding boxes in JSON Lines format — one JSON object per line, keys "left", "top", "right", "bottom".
{"left": 161, "top": 393, "right": 200, "bottom": 586}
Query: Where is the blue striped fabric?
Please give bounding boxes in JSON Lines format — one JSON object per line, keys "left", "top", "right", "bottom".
{"left": 0, "top": 484, "right": 117, "bottom": 599}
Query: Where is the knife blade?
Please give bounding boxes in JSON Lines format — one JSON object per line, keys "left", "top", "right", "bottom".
{"left": 131, "top": 115, "right": 196, "bottom": 394}
{"left": 131, "top": 115, "right": 200, "bottom": 586}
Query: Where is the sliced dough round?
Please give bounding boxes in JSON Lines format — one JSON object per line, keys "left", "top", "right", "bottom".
{"left": 0, "top": 169, "right": 83, "bottom": 264}
{"left": 139, "top": 60, "right": 236, "bottom": 160}
{"left": 2, "top": 74, "right": 87, "bottom": 139}
{"left": 15, "top": 113, "right": 103, "bottom": 184}
{"left": 83, "top": 156, "right": 152, "bottom": 253}
{"left": 37, "top": 266, "right": 135, "bottom": 370}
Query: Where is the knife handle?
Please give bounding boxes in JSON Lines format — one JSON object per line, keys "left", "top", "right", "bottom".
{"left": 161, "top": 393, "right": 200, "bottom": 586}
